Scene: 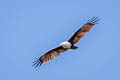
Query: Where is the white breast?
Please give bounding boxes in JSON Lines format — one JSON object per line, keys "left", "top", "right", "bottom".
{"left": 60, "top": 41, "right": 72, "bottom": 49}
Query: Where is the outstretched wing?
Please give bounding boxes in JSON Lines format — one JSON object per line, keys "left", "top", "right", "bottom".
{"left": 68, "top": 17, "right": 100, "bottom": 45}
{"left": 33, "top": 46, "right": 68, "bottom": 68}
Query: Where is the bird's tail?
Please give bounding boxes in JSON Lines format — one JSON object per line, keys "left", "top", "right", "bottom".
{"left": 70, "top": 46, "right": 78, "bottom": 49}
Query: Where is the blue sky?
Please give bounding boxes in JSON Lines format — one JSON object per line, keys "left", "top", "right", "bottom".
{"left": 1, "top": 0, "right": 120, "bottom": 80}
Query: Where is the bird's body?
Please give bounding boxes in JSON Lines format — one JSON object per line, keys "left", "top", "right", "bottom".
{"left": 33, "top": 17, "right": 100, "bottom": 68}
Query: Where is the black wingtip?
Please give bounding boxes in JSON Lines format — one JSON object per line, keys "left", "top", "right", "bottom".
{"left": 87, "top": 16, "right": 100, "bottom": 25}
{"left": 33, "top": 57, "right": 43, "bottom": 68}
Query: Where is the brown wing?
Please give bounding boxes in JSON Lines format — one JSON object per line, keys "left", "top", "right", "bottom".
{"left": 68, "top": 17, "right": 100, "bottom": 45}
{"left": 33, "top": 46, "right": 68, "bottom": 68}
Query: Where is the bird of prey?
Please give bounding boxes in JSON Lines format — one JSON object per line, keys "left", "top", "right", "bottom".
{"left": 33, "top": 17, "right": 100, "bottom": 68}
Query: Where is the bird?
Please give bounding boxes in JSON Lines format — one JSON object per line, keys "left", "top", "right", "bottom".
{"left": 33, "top": 17, "right": 100, "bottom": 68}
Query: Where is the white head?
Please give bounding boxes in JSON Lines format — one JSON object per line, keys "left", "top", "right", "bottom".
{"left": 60, "top": 41, "right": 72, "bottom": 49}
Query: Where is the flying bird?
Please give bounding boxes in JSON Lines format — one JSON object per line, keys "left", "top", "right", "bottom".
{"left": 33, "top": 17, "right": 100, "bottom": 68}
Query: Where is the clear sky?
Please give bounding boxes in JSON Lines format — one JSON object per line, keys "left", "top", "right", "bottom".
{"left": 1, "top": 0, "right": 120, "bottom": 80}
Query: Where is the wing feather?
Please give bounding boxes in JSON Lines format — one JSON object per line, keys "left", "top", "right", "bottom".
{"left": 33, "top": 46, "right": 67, "bottom": 68}
{"left": 68, "top": 17, "right": 100, "bottom": 45}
